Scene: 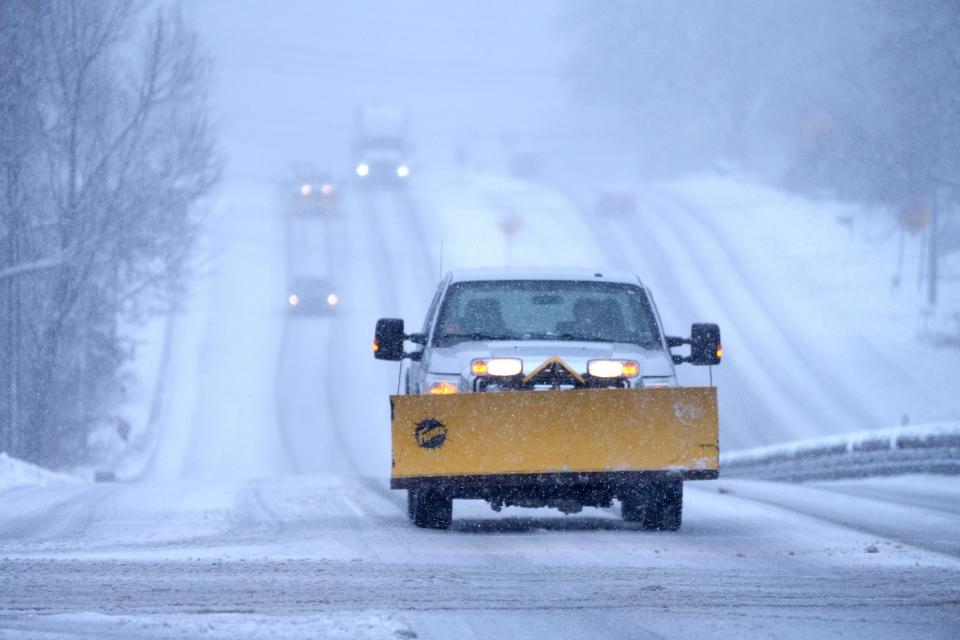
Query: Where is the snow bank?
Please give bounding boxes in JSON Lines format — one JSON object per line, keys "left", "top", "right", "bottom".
{"left": 0, "top": 452, "right": 81, "bottom": 493}
{"left": 12, "top": 612, "right": 413, "bottom": 640}
{"left": 721, "top": 422, "right": 960, "bottom": 481}
{"left": 723, "top": 422, "right": 960, "bottom": 464}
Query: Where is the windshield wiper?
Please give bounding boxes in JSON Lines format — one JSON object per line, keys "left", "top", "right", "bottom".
{"left": 554, "top": 333, "right": 614, "bottom": 342}
{"left": 440, "top": 332, "right": 516, "bottom": 343}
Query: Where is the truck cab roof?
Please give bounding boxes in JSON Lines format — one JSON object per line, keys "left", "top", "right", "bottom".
{"left": 446, "top": 267, "right": 644, "bottom": 287}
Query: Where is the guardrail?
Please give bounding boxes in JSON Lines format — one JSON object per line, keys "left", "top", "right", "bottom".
{"left": 720, "top": 422, "right": 960, "bottom": 481}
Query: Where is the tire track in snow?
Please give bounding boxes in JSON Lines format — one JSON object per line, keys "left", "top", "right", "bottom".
{"left": 0, "top": 484, "right": 123, "bottom": 546}
{"left": 715, "top": 479, "right": 960, "bottom": 558}
{"left": 658, "top": 187, "right": 943, "bottom": 424}
{"left": 651, "top": 187, "right": 881, "bottom": 431}
{"left": 564, "top": 188, "right": 778, "bottom": 447}
{"left": 624, "top": 188, "right": 851, "bottom": 444}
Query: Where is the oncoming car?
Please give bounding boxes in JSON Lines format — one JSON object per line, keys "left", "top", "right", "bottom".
{"left": 374, "top": 268, "right": 722, "bottom": 530}
{"left": 287, "top": 276, "right": 339, "bottom": 315}
{"left": 289, "top": 170, "right": 341, "bottom": 214}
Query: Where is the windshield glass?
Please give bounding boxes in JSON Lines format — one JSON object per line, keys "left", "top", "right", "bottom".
{"left": 433, "top": 280, "right": 662, "bottom": 348}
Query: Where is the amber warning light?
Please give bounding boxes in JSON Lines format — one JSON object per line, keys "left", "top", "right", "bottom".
{"left": 429, "top": 381, "right": 458, "bottom": 395}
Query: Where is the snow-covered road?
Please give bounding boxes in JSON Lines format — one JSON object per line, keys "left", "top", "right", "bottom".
{"left": 1, "top": 475, "right": 959, "bottom": 639}
{"left": 1, "top": 175, "right": 958, "bottom": 638}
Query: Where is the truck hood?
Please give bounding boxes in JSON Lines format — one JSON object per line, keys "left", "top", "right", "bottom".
{"left": 425, "top": 340, "right": 674, "bottom": 379}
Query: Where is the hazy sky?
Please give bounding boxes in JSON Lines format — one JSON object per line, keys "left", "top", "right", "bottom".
{"left": 190, "top": 1, "right": 577, "bottom": 181}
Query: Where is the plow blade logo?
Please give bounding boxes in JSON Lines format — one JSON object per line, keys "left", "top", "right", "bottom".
{"left": 415, "top": 419, "right": 448, "bottom": 449}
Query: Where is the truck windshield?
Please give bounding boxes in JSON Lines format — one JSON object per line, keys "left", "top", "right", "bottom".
{"left": 433, "top": 280, "right": 662, "bottom": 348}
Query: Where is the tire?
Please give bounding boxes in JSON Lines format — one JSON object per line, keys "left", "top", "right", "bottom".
{"left": 620, "top": 492, "right": 647, "bottom": 522}
{"left": 410, "top": 490, "right": 453, "bottom": 529}
{"left": 621, "top": 480, "right": 683, "bottom": 531}
{"left": 406, "top": 490, "right": 417, "bottom": 521}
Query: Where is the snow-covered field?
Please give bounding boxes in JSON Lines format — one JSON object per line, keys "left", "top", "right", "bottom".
{"left": 1, "top": 172, "right": 958, "bottom": 638}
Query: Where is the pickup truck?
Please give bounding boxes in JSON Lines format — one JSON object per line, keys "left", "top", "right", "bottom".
{"left": 374, "top": 267, "right": 722, "bottom": 530}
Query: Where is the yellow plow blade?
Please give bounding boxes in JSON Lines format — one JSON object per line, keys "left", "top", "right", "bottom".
{"left": 390, "top": 387, "right": 718, "bottom": 480}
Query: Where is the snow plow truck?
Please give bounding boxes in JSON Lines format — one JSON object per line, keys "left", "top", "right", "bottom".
{"left": 374, "top": 268, "right": 722, "bottom": 530}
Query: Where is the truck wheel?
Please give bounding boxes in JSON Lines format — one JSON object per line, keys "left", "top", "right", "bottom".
{"left": 620, "top": 492, "right": 648, "bottom": 522}
{"left": 642, "top": 480, "right": 683, "bottom": 531}
{"left": 621, "top": 480, "right": 683, "bottom": 531}
{"left": 406, "top": 490, "right": 417, "bottom": 521}
{"left": 411, "top": 490, "right": 453, "bottom": 529}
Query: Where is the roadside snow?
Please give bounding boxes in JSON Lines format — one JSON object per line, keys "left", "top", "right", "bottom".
{"left": 0, "top": 611, "right": 413, "bottom": 640}
{"left": 146, "top": 182, "right": 291, "bottom": 481}
{"left": 661, "top": 174, "right": 960, "bottom": 433}
{"left": 723, "top": 421, "right": 960, "bottom": 464}
{"left": 0, "top": 452, "right": 80, "bottom": 493}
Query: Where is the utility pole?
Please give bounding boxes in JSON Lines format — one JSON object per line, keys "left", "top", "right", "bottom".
{"left": 4, "top": 161, "right": 23, "bottom": 457}
{"left": 927, "top": 188, "right": 940, "bottom": 307}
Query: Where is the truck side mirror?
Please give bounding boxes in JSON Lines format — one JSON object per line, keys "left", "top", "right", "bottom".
{"left": 374, "top": 318, "right": 405, "bottom": 361}
{"left": 689, "top": 323, "right": 722, "bottom": 366}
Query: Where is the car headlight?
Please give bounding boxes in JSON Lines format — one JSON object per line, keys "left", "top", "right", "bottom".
{"left": 470, "top": 358, "right": 523, "bottom": 377}
{"left": 587, "top": 359, "right": 639, "bottom": 378}
{"left": 288, "top": 293, "right": 300, "bottom": 306}
{"left": 424, "top": 374, "right": 460, "bottom": 395}
{"left": 326, "top": 293, "right": 338, "bottom": 306}
{"left": 300, "top": 184, "right": 312, "bottom": 196}
{"left": 396, "top": 165, "right": 410, "bottom": 178}
{"left": 356, "top": 163, "right": 370, "bottom": 177}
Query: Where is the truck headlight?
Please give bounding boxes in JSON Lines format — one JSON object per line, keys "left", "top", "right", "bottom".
{"left": 587, "top": 359, "right": 639, "bottom": 378}
{"left": 356, "top": 163, "right": 370, "bottom": 177}
{"left": 396, "top": 165, "right": 410, "bottom": 178}
{"left": 471, "top": 358, "right": 523, "bottom": 377}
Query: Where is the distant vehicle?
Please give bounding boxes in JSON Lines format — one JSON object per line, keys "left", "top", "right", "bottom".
{"left": 593, "top": 185, "right": 636, "bottom": 216}
{"left": 352, "top": 106, "right": 411, "bottom": 189}
{"left": 290, "top": 171, "right": 341, "bottom": 214}
{"left": 374, "top": 267, "right": 722, "bottom": 530}
{"left": 287, "top": 277, "right": 339, "bottom": 315}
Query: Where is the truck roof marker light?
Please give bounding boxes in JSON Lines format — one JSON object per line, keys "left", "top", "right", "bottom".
{"left": 472, "top": 358, "right": 522, "bottom": 377}
{"left": 429, "top": 381, "right": 458, "bottom": 394}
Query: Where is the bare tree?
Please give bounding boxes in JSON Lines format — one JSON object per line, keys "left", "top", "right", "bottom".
{"left": 0, "top": 1, "right": 218, "bottom": 464}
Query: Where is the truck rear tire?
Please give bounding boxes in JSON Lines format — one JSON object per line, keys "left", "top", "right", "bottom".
{"left": 621, "top": 480, "right": 683, "bottom": 531}
{"left": 409, "top": 490, "right": 453, "bottom": 529}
